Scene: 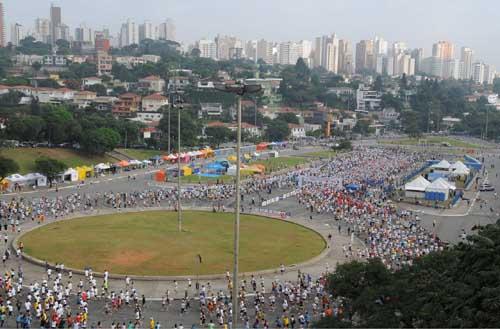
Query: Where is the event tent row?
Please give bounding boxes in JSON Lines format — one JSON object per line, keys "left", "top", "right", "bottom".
{"left": 405, "top": 176, "right": 457, "bottom": 201}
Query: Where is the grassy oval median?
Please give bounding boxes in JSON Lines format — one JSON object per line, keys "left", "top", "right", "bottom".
{"left": 20, "top": 211, "right": 325, "bottom": 277}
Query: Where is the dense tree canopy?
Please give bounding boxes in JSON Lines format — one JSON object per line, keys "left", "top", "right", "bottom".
{"left": 80, "top": 128, "right": 121, "bottom": 155}
{"left": 0, "top": 157, "right": 19, "bottom": 181}
{"left": 34, "top": 157, "right": 67, "bottom": 186}
{"left": 266, "top": 120, "right": 290, "bottom": 141}
{"left": 317, "top": 220, "right": 500, "bottom": 328}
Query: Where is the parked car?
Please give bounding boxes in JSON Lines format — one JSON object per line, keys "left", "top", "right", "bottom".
{"left": 480, "top": 183, "right": 495, "bottom": 192}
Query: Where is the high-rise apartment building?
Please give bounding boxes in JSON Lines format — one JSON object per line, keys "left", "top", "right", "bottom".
{"left": 460, "top": 47, "right": 474, "bottom": 80}
{"left": 326, "top": 37, "right": 339, "bottom": 73}
{"left": 355, "top": 40, "right": 374, "bottom": 73}
{"left": 120, "top": 20, "right": 139, "bottom": 47}
{"left": 483, "top": 64, "right": 496, "bottom": 85}
{"left": 0, "top": 1, "right": 4, "bottom": 47}
{"left": 392, "top": 41, "right": 407, "bottom": 56}
{"left": 158, "top": 19, "right": 176, "bottom": 41}
{"left": 215, "top": 35, "right": 240, "bottom": 60}
{"left": 50, "top": 4, "right": 62, "bottom": 44}
{"left": 411, "top": 48, "right": 424, "bottom": 73}
{"left": 139, "top": 21, "right": 155, "bottom": 41}
{"left": 75, "top": 24, "right": 93, "bottom": 43}
{"left": 472, "top": 62, "right": 485, "bottom": 84}
{"left": 10, "top": 23, "right": 24, "bottom": 46}
{"left": 256, "top": 39, "right": 273, "bottom": 64}
{"left": 443, "top": 59, "right": 461, "bottom": 79}
{"left": 432, "top": 41, "right": 454, "bottom": 60}
{"left": 35, "top": 18, "right": 51, "bottom": 43}
{"left": 374, "top": 36, "right": 388, "bottom": 56}
{"left": 197, "top": 39, "right": 217, "bottom": 60}
{"left": 338, "top": 39, "right": 353, "bottom": 75}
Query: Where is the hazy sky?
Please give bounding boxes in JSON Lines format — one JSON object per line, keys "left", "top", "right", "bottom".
{"left": 4, "top": 0, "right": 500, "bottom": 67}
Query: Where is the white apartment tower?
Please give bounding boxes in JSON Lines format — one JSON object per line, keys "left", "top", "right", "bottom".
{"left": 197, "top": 39, "right": 217, "bottom": 60}
{"left": 158, "top": 19, "right": 176, "bottom": 41}
{"left": 460, "top": 47, "right": 474, "bottom": 80}
{"left": 120, "top": 20, "right": 139, "bottom": 47}
{"left": 139, "top": 21, "right": 156, "bottom": 41}
{"left": 10, "top": 23, "right": 24, "bottom": 46}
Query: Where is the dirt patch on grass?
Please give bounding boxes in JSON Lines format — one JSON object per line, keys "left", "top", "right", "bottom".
{"left": 110, "top": 250, "right": 155, "bottom": 267}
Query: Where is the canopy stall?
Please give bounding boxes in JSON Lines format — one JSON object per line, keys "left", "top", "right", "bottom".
{"left": 5, "top": 174, "right": 27, "bottom": 186}
{"left": 256, "top": 143, "right": 269, "bottom": 151}
{"left": 59, "top": 168, "right": 78, "bottom": 182}
{"left": 404, "top": 176, "right": 431, "bottom": 199}
{"left": 77, "top": 166, "right": 93, "bottom": 180}
{"left": 182, "top": 166, "right": 192, "bottom": 176}
{"left": 24, "top": 173, "right": 47, "bottom": 187}
{"left": 94, "top": 163, "right": 111, "bottom": 174}
{"left": 431, "top": 160, "right": 451, "bottom": 173}
{"left": 425, "top": 178, "right": 455, "bottom": 201}
{"left": 155, "top": 170, "right": 166, "bottom": 182}
{"left": 450, "top": 161, "right": 471, "bottom": 177}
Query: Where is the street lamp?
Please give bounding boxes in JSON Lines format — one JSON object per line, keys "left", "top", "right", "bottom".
{"left": 170, "top": 90, "right": 184, "bottom": 232}
{"left": 214, "top": 82, "right": 262, "bottom": 327}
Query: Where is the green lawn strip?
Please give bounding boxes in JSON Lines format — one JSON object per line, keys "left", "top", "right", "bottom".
{"left": 116, "top": 148, "right": 165, "bottom": 160}
{"left": 0, "top": 148, "right": 114, "bottom": 174}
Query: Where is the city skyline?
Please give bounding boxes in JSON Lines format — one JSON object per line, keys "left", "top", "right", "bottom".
{"left": 3, "top": 0, "right": 500, "bottom": 69}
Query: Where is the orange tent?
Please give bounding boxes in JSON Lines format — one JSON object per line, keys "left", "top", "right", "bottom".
{"left": 118, "top": 160, "right": 130, "bottom": 167}
{"left": 155, "top": 170, "right": 166, "bottom": 182}
{"left": 256, "top": 143, "right": 269, "bottom": 151}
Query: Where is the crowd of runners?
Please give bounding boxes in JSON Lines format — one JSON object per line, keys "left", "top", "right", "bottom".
{"left": 0, "top": 145, "right": 455, "bottom": 328}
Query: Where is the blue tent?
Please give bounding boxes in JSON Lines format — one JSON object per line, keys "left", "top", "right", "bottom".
{"left": 346, "top": 183, "right": 361, "bottom": 191}
{"left": 427, "top": 172, "right": 446, "bottom": 182}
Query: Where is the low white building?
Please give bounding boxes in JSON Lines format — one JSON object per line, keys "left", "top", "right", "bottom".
{"left": 199, "top": 103, "right": 223, "bottom": 119}
{"left": 134, "top": 112, "right": 164, "bottom": 123}
{"left": 82, "top": 77, "right": 102, "bottom": 87}
{"left": 142, "top": 93, "right": 168, "bottom": 112}
{"left": 138, "top": 76, "right": 166, "bottom": 93}
{"left": 356, "top": 84, "right": 382, "bottom": 111}
{"left": 288, "top": 124, "right": 306, "bottom": 139}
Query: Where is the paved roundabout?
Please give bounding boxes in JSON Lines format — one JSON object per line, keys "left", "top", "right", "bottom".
{"left": 17, "top": 210, "right": 327, "bottom": 278}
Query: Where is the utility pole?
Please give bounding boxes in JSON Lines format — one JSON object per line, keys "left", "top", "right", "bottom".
{"left": 214, "top": 82, "right": 262, "bottom": 328}
{"left": 176, "top": 93, "right": 183, "bottom": 232}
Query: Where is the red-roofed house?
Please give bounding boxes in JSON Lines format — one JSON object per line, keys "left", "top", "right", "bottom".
{"left": 142, "top": 93, "right": 169, "bottom": 112}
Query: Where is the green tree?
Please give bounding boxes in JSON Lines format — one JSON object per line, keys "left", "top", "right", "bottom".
{"left": 205, "top": 126, "right": 234, "bottom": 148}
{"left": 158, "top": 109, "right": 200, "bottom": 147}
{"left": 80, "top": 128, "right": 121, "bottom": 155}
{"left": 17, "top": 36, "right": 52, "bottom": 55}
{"left": 266, "top": 120, "right": 290, "bottom": 141}
{"left": 373, "top": 75, "right": 384, "bottom": 92}
{"left": 55, "top": 39, "right": 71, "bottom": 55}
{"left": 279, "top": 58, "right": 317, "bottom": 108}
{"left": 85, "top": 84, "right": 107, "bottom": 96}
{"left": 277, "top": 112, "right": 300, "bottom": 124}
{"left": 493, "top": 78, "right": 500, "bottom": 94}
{"left": 401, "top": 110, "right": 421, "bottom": 137}
{"left": 35, "top": 157, "right": 67, "bottom": 187}
{"left": 0, "top": 157, "right": 19, "bottom": 182}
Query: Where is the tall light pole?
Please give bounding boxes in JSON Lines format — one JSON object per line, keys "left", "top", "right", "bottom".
{"left": 171, "top": 90, "right": 184, "bottom": 232}
{"left": 215, "top": 82, "right": 261, "bottom": 327}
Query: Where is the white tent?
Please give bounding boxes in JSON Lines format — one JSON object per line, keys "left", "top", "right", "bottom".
{"left": 95, "top": 163, "right": 110, "bottom": 171}
{"left": 62, "top": 168, "right": 78, "bottom": 182}
{"left": 6, "top": 174, "right": 27, "bottom": 185}
{"left": 404, "top": 176, "right": 431, "bottom": 199}
{"left": 24, "top": 173, "right": 47, "bottom": 187}
{"left": 129, "top": 159, "right": 142, "bottom": 166}
{"left": 431, "top": 160, "right": 451, "bottom": 171}
{"left": 426, "top": 178, "right": 454, "bottom": 201}
{"left": 451, "top": 161, "right": 470, "bottom": 176}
